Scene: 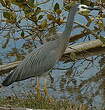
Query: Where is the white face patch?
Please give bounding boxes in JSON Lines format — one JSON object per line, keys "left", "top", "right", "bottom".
{"left": 78, "top": 4, "right": 89, "bottom": 12}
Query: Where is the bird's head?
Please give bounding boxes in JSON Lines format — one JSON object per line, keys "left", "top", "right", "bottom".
{"left": 78, "top": 4, "right": 100, "bottom": 12}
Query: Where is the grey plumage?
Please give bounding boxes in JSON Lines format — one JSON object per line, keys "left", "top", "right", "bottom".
{"left": 2, "top": 3, "right": 98, "bottom": 86}
{"left": 2, "top": 33, "right": 67, "bottom": 86}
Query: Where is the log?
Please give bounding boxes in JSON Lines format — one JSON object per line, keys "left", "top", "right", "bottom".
{"left": 62, "top": 46, "right": 105, "bottom": 62}
{"left": 0, "top": 39, "right": 104, "bottom": 75}
{"left": 65, "top": 39, "right": 103, "bottom": 53}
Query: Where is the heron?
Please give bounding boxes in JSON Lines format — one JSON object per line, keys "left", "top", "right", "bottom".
{"left": 1, "top": 3, "right": 99, "bottom": 86}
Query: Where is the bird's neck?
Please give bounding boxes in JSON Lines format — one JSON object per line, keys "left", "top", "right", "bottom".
{"left": 62, "top": 6, "right": 78, "bottom": 39}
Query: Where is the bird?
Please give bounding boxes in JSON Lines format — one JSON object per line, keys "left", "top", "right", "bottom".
{"left": 1, "top": 3, "right": 99, "bottom": 86}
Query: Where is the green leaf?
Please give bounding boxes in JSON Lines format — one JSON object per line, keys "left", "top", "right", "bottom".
{"left": 47, "top": 14, "right": 55, "bottom": 20}
{"left": 54, "top": 3, "right": 59, "bottom": 12}
{"left": 3, "top": 12, "right": 10, "bottom": 19}
{"left": 3, "top": 11, "right": 16, "bottom": 23}
{"left": 28, "top": 0, "right": 34, "bottom": 7}
{"left": 38, "top": 15, "right": 43, "bottom": 20}
{"left": 21, "top": 31, "right": 24, "bottom": 38}
{"left": 99, "top": 36, "right": 105, "bottom": 45}
{"left": 36, "top": 7, "right": 41, "bottom": 15}
{"left": 1, "top": 0, "right": 11, "bottom": 8}
{"left": 79, "top": 10, "right": 90, "bottom": 16}
{"left": 55, "top": 9, "right": 62, "bottom": 15}
{"left": 40, "top": 19, "right": 48, "bottom": 29}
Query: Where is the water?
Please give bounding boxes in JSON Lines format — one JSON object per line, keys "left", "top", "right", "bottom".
{"left": 0, "top": 0, "right": 105, "bottom": 110}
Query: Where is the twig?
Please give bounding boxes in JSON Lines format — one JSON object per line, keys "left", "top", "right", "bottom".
{"left": 74, "top": 21, "right": 100, "bottom": 39}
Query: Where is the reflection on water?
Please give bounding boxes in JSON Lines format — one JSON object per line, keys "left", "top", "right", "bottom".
{"left": 0, "top": 55, "right": 105, "bottom": 110}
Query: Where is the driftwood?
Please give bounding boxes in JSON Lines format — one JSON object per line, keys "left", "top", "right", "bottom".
{"left": 65, "top": 39, "right": 103, "bottom": 53}
{"left": 0, "top": 39, "right": 104, "bottom": 75}
{"left": 61, "top": 39, "right": 105, "bottom": 61}
{"left": 62, "top": 46, "right": 105, "bottom": 62}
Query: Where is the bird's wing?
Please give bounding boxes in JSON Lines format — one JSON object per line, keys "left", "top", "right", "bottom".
{"left": 19, "top": 41, "right": 60, "bottom": 78}
{"left": 2, "top": 39, "right": 61, "bottom": 86}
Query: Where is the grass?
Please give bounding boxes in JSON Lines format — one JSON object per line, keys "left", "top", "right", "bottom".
{"left": 0, "top": 96, "right": 88, "bottom": 110}
{"left": 0, "top": 81, "right": 89, "bottom": 110}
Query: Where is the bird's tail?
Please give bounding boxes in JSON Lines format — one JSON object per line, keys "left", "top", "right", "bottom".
{"left": 2, "top": 70, "right": 16, "bottom": 86}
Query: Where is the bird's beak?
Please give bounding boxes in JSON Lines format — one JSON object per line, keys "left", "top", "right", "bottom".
{"left": 84, "top": 6, "right": 100, "bottom": 11}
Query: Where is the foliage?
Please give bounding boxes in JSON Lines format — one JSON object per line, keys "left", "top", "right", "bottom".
{"left": 0, "top": 0, "right": 65, "bottom": 63}
{"left": 0, "top": 0, "right": 105, "bottom": 109}
{"left": 0, "top": 0, "right": 104, "bottom": 63}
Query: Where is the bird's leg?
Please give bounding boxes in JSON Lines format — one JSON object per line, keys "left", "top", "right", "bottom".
{"left": 35, "top": 77, "right": 41, "bottom": 98}
{"left": 43, "top": 79, "right": 48, "bottom": 97}
{"left": 36, "top": 77, "right": 40, "bottom": 88}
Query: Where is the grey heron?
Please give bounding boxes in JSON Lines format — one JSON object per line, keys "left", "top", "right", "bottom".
{"left": 1, "top": 3, "right": 99, "bottom": 86}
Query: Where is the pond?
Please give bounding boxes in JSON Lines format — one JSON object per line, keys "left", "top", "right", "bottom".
{"left": 0, "top": 0, "right": 105, "bottom": 110}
